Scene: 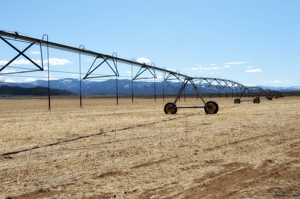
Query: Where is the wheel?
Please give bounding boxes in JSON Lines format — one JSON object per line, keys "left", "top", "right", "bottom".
{"left": 234, "top": 99, "right": 241, "bottom": 104}
{"left": 253, "top": 97, "right": 260, "bottom": 103}
{"left": 204, "top": 101, "right": 219, "bottom": 114}
{"left": 164, "top": 102, "right": 177, "bottom": 114}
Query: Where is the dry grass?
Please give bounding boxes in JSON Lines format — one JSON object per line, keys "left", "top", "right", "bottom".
{"left": 0, "top": 96, "right": 300, "bottom": 199}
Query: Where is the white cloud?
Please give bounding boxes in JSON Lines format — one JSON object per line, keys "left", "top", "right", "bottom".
{"left": 2, "top": 58, "right": 71, "bottom": 66}
{"left": 244, "top": 83, "right": 256, "bottom": 87}
{"left": 31, "top": 51, "right": 41, "bottom": 55}
{"left": 11, "top": 59, "right": 41, "bottom": 65}
{"left": 203, "top": 67, "right": 220, "bottom": 70}
{"left": 25, "top": 78, "right": 36, "bottom": 82}
{"left": 43, "top": 75, "right": 60, "bottom": 80}
{"left": 126, "top": 71, "right": 131, "bottom": 74}
{"left": 285, "top": 80, "right": 292, "bottom": 84}
{"left": 190, "top": 66, "right": 220, "bottom": 71}
{"left": 223, "top": 65, "right": 231, "bottom": 68}
{"left": 49, "top": 77, "right": 60, "bottom": 80}
{"left": 190, "top": 66, "right": 221, "bottom": 74}
{"left": 223, "top": 62, "right": 247, "bottom": 65}
{"left": 12, "top": 59, "right": 31, "bottom": 65}
{"left": 266, "top": 79, "right": 282, "bottom": 83}
{"left": 210, "top": 63, "right": 216, "bottom": 66}
{"left": 45, "top": 58, "right": 71, "bottom": 66}
{"left": 0, "top": 60, "right": 8, "bottom": 65}
{"left": 2, "top": 69, "right": 16, "bottom": 74}
{"left": 191, "top": 67, "right": 199, "bottom": 71}
{"left": 4, "top": 79, "right": 18, "bottom": 83}
{"left": 246, "top": 68, "right": 262, "bottom": 73}
{"left": 137, "top": 57, "right": 150, "bottom": 64}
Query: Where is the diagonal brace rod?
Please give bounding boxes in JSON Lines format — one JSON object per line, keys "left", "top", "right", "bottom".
{"left": 0, "top": 36, "right": 43, "bottom": 71}
{"left": 133, "top": 64, "right": 157, "bottom": 80}
{"left": 83, "top": 55, "right": 119, "bottom": 79}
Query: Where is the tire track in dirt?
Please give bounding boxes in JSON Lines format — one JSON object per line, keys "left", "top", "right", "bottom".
{"left": 130, "top": 155, "right": 179, "bottom": 169}
{"left": 205, "top": 132, "right": 300, "bottom": 152}
{"left": 138, "top": 162, "right": 251, "bottom": 199}
{"left": 121, "top": 118, "right": 300, "bottom": 198}
{"left": 1, "top": 113, "right": 197, "bottom": 157}
{"left": 181, "top": 154, "right": 300, "bottom": 199}
{"left": 9, "top": 144, "right": 300, "bottom": 199}
{"left": 138, "top": 137, "right": 300, "bottom": 199}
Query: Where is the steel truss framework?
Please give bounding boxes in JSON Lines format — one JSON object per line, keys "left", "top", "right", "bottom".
{"left": 0, "top": 30, "right": 281, "bottom": 113}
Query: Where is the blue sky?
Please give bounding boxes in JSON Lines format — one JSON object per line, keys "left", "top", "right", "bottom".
{"left": 0, "top": 0, "right": 299, "bottom": 87}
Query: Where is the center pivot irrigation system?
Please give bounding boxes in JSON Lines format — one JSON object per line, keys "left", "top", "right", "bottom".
{"left": 232, "top": 85, "right": 282, "bottom": 104}
{"left": 0, "top": 30, "right": 280, "bottom": 114}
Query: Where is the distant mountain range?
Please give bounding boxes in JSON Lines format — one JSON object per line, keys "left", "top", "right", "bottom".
{"left": 0, "top": 78, "right": 299, "bottom": 96}
{"left": 0, "top": 85, "right": 74, "bottom": 96}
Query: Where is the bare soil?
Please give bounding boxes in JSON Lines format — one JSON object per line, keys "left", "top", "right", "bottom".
{"left": 0, "top": 96, "right": 300, "bottom": 199}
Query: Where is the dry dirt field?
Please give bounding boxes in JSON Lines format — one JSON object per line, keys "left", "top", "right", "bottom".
{"left": 0, "top": 96, "right": 300, "bottom": 199}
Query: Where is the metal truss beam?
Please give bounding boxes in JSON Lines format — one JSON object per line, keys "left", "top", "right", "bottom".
{"left": 0, "top": 30, "right": 282, "bottom": 108}
{"left": 0, "top": 30, "right": 181, "bottom": 79}
{"left": 0, "top": 30, "right": 254, "bottom": 92}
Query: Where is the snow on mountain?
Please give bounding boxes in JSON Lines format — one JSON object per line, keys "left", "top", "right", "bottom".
{"left": 0, "top": 78, "right": 299, "bottom": 95}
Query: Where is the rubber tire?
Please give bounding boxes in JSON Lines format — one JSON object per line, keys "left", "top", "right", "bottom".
{"left": 253, "top": 97, "right": 258, "bottom": 103}
{"left": 234, "top": 99, "right": 241, "bottom": 104}
{"left": 204, "top": 101, "right": 219, "bottom": 114}
{"left": 164, "top": 102, "right": 177, "bottom": 114}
